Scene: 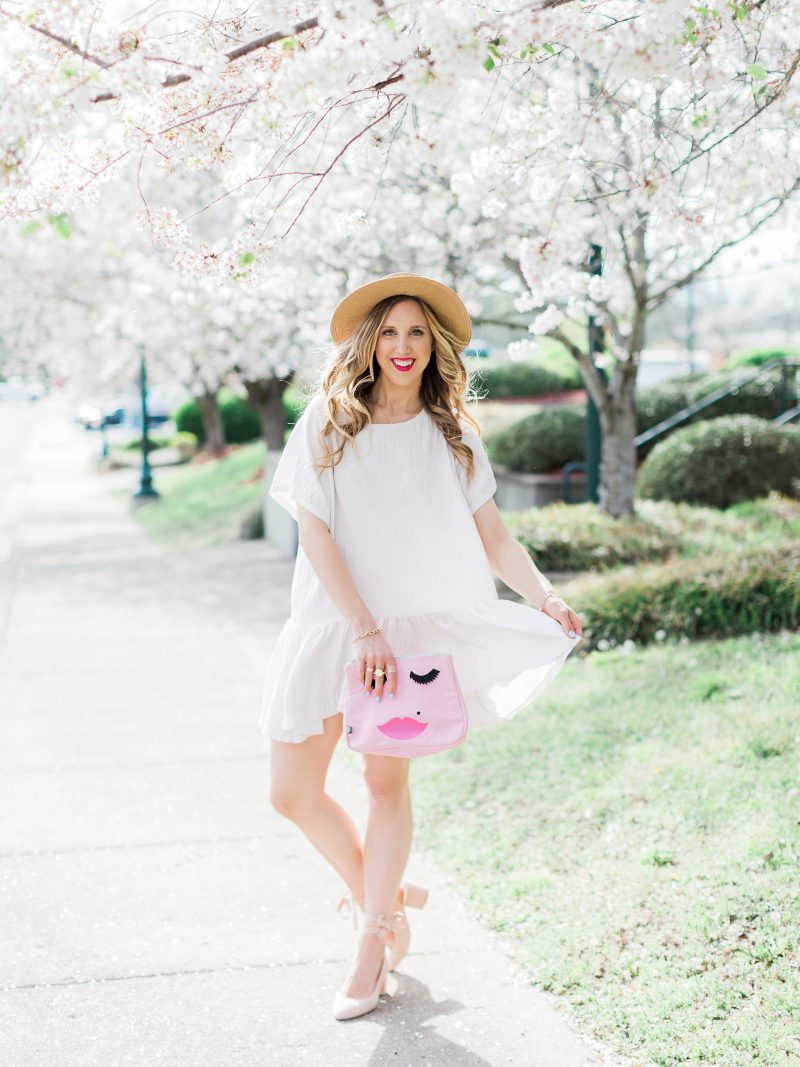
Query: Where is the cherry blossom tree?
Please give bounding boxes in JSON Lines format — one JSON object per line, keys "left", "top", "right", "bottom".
{"left": 436, "top": 60, "right": 799, "bottom": 513}
{"left": 2, "top": 1, "right": 797, "bottom": 512}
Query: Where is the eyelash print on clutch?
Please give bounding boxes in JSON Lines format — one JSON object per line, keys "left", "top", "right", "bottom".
{"left": 410, "top": 668, "right": 440, "bottom": 684}
{"left": 343, "top": 652, "right": 468, "bottom": 758}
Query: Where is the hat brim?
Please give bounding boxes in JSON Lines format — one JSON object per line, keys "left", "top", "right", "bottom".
{"left": 330, "top": 273, "right": 472, "bottom": 348}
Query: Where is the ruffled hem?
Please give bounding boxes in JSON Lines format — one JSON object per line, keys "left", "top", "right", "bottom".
{"left": 259, "top": 600, "right": 579, "bottom": 744}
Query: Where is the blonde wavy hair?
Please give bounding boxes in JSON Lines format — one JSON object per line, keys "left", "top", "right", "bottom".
{"left": 302, "top": 294, "right": 485, "bottom": 483}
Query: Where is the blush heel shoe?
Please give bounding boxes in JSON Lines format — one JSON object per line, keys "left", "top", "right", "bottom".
{"left": 332, "top": 912, "right": 396, "bottom": 1021}
{"left": 336, "top": 880, "right": 429, "bottom": 972}
{"left": 386, "top": 880, "right": 428, "bottom": 971}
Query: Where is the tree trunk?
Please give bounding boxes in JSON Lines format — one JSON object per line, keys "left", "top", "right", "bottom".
{"left": 242, "top": 377, "right": 289, "bottom": 450}
{"left": 196, "top": 390, "right": 226, "bottom": 457}
{"left": 598, "top": 366, "right": 638, "bottom": 517}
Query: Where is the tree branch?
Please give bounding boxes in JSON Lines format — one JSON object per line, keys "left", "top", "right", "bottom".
{"left": 27, "top": 22, "right": 109, "bottom": 68}
{"left": 550, "top": 325, "right": 609, "bottom": 410}
{"left": 83, "top": 16, "right": 323, "bottom": 101}
{"left": 279, "top": 95, "right": 405, "bottom": 239}
{"left": 646, "top": 177, "right": 800, "bottom": 309}
{"left": 225, "top": 18, "right": 320, "bottom": 62}
{"left": 575, "top": 48, "right": 800, "bottom": 207}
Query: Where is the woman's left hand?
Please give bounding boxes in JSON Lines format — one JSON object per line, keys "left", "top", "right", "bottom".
{"left": 541, "top": 593, "right": 583, "bottom": 642}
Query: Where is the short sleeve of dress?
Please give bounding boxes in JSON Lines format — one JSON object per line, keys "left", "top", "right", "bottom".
{"left": 268, "top": 395, "right": 333, "bottom": 528}
{"left": 455, "top": 424, "right": 497, "bottom": 514}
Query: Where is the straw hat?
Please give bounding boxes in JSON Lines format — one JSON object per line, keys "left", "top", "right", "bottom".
{"left": 329, "top": 272, "right": 472, "bottom": 348}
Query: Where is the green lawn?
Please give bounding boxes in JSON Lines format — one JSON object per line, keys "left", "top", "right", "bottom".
{"left": 119, "top": 442, "right": 265, "bottom": 549}
{"left": 407, "top": 632, "right": 800, "bottom": 1067}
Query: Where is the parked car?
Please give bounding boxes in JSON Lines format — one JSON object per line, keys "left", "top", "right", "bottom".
{"left": 75, "top": 398, "right": 171, "bottom": 432}
{"left": 74, "top": 402, "right": 125, "bottom": 430}
{"left": 464, "top": 337, "right": 491, "bottom": 358}
{"left": 75, "top": 402, "right": 104, "bottom": 429}
{"left": 0, "top": 376, "right": 44, "bottom": 401}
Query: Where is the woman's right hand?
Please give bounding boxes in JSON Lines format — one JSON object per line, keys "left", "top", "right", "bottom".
{"left": 355, "top": 632, "right": 397, "bottom": 701}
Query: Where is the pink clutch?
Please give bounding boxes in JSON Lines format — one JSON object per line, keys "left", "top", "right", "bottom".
{"left": 343, "top": 651, "right": 468, "bottom": 758}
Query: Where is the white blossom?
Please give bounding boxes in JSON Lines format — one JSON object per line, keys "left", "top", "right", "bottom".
{"left": 530, "top": 305, "right": 565, "bottom": 335}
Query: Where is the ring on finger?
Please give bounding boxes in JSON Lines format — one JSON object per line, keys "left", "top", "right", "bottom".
{"left": 374, "top": 667, "right": 385, "bottom": 678}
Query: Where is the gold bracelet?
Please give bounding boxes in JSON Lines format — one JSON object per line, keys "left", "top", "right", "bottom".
{"left": 540, "top": 591, "right": 559, "bottom": 611}
{"left": 352, "top": 626, "right": 382, "bottom": 643}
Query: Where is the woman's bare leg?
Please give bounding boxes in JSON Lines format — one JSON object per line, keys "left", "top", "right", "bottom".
{"left": 269, "top": 712, "right": 365, "bottom": 901}
{"left": 342, "top": 753, "right": 412, "bottom": 999}
{"left": 270, "top": 718, "right": 413, "bottom": 999}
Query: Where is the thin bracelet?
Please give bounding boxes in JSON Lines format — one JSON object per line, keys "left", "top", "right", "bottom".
{"left": 352, "top": 626, "right": 383, "bottom": 643}
{"left": 540, "top": 591, "right": 559, "bottom": 611}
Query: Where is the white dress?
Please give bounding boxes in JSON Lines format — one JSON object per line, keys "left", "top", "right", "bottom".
{"left": 259, "top": 394, "right": 578, "bottom": 743}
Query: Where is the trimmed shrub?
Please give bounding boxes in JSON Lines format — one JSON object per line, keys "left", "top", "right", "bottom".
{"left": 173, "top": 399, "right": 202, "bottom": 440}
{"left": 525, "top": 347, "right": 584, "bottom": 389}
{"left": 170, "top": 429, "right": 198, "bottom": 448}
{"left": 725, "top": 492, "right": 800, "bottom": 531}
{"left": 724, "top": 346, "right": 800, "bottom": 370}
{"left": 472, "top": 361, "right": 575, "bottom": 399}
{"left": 173, "top": 388, "right": 261, "bottom": 445}
{"left": 501, "top": 495, "right": 800, "bottom": 572}
{"left": 220, "top": 391, "right": 261, "bottom": 443}
{"left": 171, "top": 431, "right": 199, "bottom": 456}
{"left": 634, "top": 366, "right": 784, "bottom": 438}
{"left": 121, "top": 434, "right": 171, "bottom": 452}
{"left": 689, "top": 368, "right": 783, "bottom": 420}
{"left": 569, "top": 547, "right": 800, "bottom": 650}
{"left": 487, "top": 405, "right": 585, "bottom": 473}
{"left": 504, "top": 502, "right": 680, "bottom": 571}
{"left": 635, "top": 379, "right": 695, "bottom": 435}
{"left": 637, "top": 415, "right": 800, "bottom": 508}
{"left": 487, "top": 368, "right": 792, "bottom": 475}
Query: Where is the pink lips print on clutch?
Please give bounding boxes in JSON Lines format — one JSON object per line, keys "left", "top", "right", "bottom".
{"left": 343, "top": 651, "right": 468, "bottom": 758}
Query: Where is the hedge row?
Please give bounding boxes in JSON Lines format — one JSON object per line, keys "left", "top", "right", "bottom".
{"left": 471, "top": 361, "right": 580, "bottom": 399}
{"left": 569, "top": 547, "right": 800, "bottom": 650}
{"left": 723, "top": 346, "right": 800, "bottom": 370}
{"left": 504, "top": 501, "right": 680, "bottom": 571}
{"left": 472, "top": 352, "right": 796, "bottom": 406}
{"left": 174, "top": 388, "right": 262, "bottom": 445}
{"left": 636, "top": 365, "right": 788, "bottom": 436}
{"left": 506, "top": 494, "right": 800, "bottom": 573}
{"left": 486, "top": 405, "right": 585, "bottom": 472}
{"left": 486, "top": 365, "right": 795, "bottom": 475}
{"left": 120, "top": 431, "right": 198, "bottom": 454}
{"left": 489, "top": 411, "right": 800, "bottom": 511}
{"left": 637, "top": 415, "right": 800, "bottom": 508}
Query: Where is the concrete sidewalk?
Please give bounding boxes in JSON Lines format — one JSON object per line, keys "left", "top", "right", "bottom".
{"left": 0, "top": 401, "right": 618, "bottom": 1067}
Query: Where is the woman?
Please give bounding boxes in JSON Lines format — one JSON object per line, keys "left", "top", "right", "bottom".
{"left": 260, "top": 272, "right": 582, "bottom": 1021}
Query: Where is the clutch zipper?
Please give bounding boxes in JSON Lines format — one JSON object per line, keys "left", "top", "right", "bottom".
{"left": 343, "top": 650, "right": 453, "bottom": 667}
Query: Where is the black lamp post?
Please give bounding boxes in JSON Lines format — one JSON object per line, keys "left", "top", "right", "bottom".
{"left": 585, "top": 243, "right": 606, "bottom": 505}
{"left": 132, "top": 344, "right": 160, "bottom": 506}
{"left": 99, "top": 416, "right": 110, "bottom": 460}
{"left": 686, "top": 280, "right": 696, "bottom": 374}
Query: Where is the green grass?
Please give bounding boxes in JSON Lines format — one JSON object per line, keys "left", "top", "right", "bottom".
{"left": 111, "top": 413, "right": 799, "bottom": 1061}
{"left": 409, "top": 631, "right": 800, "bottom": 1066}
{"left": 119, "top": 442, "right": 265, "bottom": 549}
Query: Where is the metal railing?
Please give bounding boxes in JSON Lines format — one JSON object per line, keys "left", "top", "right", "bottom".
{"left": 633, "top": 357, "right": 800, "bottom": 449}
{"left": 559, "top": 357, "right": 800, "bottom": 502}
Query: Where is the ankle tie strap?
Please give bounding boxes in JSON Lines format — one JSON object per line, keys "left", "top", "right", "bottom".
{"left": 361, "top": 911, "right": 403, "bottom": 945}
{"left": 336, "top": 889, "right": 364, "bottom": 929}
